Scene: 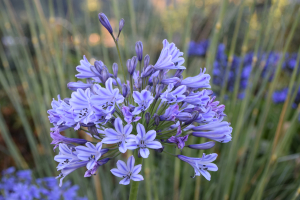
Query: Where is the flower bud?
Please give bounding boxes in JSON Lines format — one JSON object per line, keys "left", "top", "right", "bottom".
{"left": 155, "top": 84, "right": 164, "bottom": 99}
{"left": 137, "top": 77, "right": 142, "bottom": 89}
{"left": 144, "top": 54, "right": 150, "bottom": 69}
{"left": 100, "top": 67, "right": 109, "bottom": 83}
{"left": 158, "top": 70, "right": 164, "bottom": 83}
{"left": 155, "top": 146, "right": 164, "bottom": 153}
{"left": 135, "top": 41, "right": 143, "bottom": 61}
{"left": 127, "top": 56, "right": 137, "bottom": 75}
{"left": 122, "top": 84, "right": 130, "bottom": 97}
{"left": 153, "top": 77, "right": 159, "bottom": 86}
{"left": 145, "top": 112, "right": 150, "bottom": 125}
{"left": 98, "top": 13, "right": 113, "bottom": 35}
{"left": 174, "top": 69, "right": 184, "bottom": 77}
{"left": 119, "top": 18, "right": 125, "bottom": 33}
{"left": 91, "top": 60, "right": 104, "bottom": 77}
{"left": 188, "top": 141, "right": 215, "bottom": 150}
{"left": 67, "top": 81, "right": 93, "bottom": 91}
{"left": 112, "top": 63, "right": 118, "bottom": 78}
{"left": 154, "top": 114, "right": 160, "bottom": 126}
{"left": 88, "top": 125, "right": 101, "bottom": 139}
{"left": 141, "top": 65, "right": 155, "bottom": 77}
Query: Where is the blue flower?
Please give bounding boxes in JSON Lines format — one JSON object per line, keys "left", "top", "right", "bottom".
{"left": 69, "top": 88, "right": 96, "bottom": 127}
{"left": 50, "top": 130, "right": 87, "bottom": 150}
{"left": 181, "top": 68, "right": 211, "bottom": 89}
{"left": 122, "top": 106, "right": 141, "bottom": 123}
{"left": 102, "top": 117, "right": 136, "bottom": 153}
{"left": 177, "top": 153, "right": 218, "bottom": 180}
{"left": 160, "top": 84, "right": 186, "bottom": 103}
{"left": 84, "top": 158, "right": 110, "bottom": 177}
{"left": 168, "top": 126, "right": 188, "bottom": 149}
{"left": 56, "top": 161, "right": 88, "bottom": 187}
{"left": 75, "top": 142, "right": 109, "bottom": 170}
{"left": 110, "top": 155, "right": 144, "bottom": 185}
{"left": 160, "top": 104, "right": 180, "bottom": 121}
{"left": 192, "top": 121, "right": 232, "bottom": 143}
{"left": 54, "top": 143, "right": 81, "bottom": 170}
{"left": 127, "top": 123, "right": 162, "bottom": 158}
{"left": 132, "top": 90, "right": 154, "bottom": 115}
{"left": 272, "top": 88, "right": 288, "bottom": 103}
{"left": 154, "top": 39, "right": 185, "bottom": 70}
{"left": 91, "top": 78, "right": 124, "bottom": 110}
{"left": 75, "top": 56, "right": 101, "bottom": 81}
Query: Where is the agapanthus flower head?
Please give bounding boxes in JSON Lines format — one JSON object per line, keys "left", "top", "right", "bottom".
{"left": 47, "top": 12, "right": 232, "bottom": 187}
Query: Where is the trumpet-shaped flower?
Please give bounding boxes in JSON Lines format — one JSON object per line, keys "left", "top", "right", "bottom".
{"left": 177, "top": 153, "right": 218, "bottom": 180}
{"left": 132, "top": 90, "right": 154, "bottom": 115}
{"left": 110, "top": 155, "right": 144, "bottom": 185}
{"left": 101, "top": 118, "right": 135, "bottom": 153}
{"left": 75, "top": 142, "right": 109, "bottom": 170}
{"left": 91, "top": 78, "right": 124, "bottom": 110}
{"left": 127, "top": 123, "right": 162, "bottom": 158}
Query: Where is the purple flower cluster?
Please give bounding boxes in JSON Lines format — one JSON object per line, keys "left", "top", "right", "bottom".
{"left": 189, "top": 41, "right": 300, "bottom": 99}
{"left": 0, "top": 167, "right": 87, "bottom": 200}
{"left": 47, "top": 13, "right": 232, "bottom": 186}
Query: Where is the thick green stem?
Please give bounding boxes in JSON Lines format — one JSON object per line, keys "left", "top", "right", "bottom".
{"left": 129, "top": 154, "right": 143, "bottom": 200}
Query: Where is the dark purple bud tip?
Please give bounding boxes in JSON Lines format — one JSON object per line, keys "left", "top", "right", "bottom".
{"left": 122, "top": 84, "right": 130, "bottom": 97}
{"left": 135, "top": 41, "right": 143, "bottom": 61}
{"left": 112, "top": 63, "right": 118, "bottom": 78}
{"left": 154, "top": 114, "right": 160, "bottom": 126}
{"left": 145, "top": 112, "right": 150, "bottom": 124}
{"left": 98, "top": 13, "right": 113, "bottom": 35}
{"left": 155, "top": 146, "right": 164, "bottom": 153}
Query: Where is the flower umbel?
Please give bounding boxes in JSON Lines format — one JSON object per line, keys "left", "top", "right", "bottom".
{"left": 47, "top": 12, "right": 232, "bottom": 189}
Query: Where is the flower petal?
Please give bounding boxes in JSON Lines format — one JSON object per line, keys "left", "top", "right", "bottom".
{"left": 132, "top": 164, "right": 142, "bottom": 175}
{"left": 136, "top": 123, "right": 146, "bottom": 139}
{"left": 146, "top": 141, "right": 162, "bottom": 149}
{"left": 127, "top": 155, "right": 135, "bottom": 171}
{"left": 116, "top": 160, "right": 128, "bottom": 173}
{"left": 131, "top": 174, "right": 144, "bottom": 181}
{"left": 102, "top": 137, "right": 120, "bottom": 144}
{"left": 119, "top": 141, "right": 127, "bottom": 153}
{"left": 111, "top": 168, "right": 127, "bottom": 177}
{"left": 139, "top": 148, "right": 150, "bottom": 158}
{"left": 114, "top": 118, "right": 124, "bottom": 134}
{"left": 145, "top": 130, "right": 156, "bottom": 142}
{"left": 124, "top": 124, "right": 133, "bottom": 135}
{"left": 119, "top": 177, "right": 131, "bottom": 185}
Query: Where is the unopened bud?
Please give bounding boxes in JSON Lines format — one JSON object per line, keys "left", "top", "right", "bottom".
{"left": 135, "top": 41, "right": 143, "bottom": 61}
{"left": 119, "top": 18, "right": 125, "bottom": 33}
{"left": 141, "top": 65, "right": 155, "bottom": 77}
{"left": 98, "top": 13, "right": 113, "bottom": 35}
{"left": 112, "top": 63, "right": 118, "bottom": 78}
{"left": 154, "top": 114, "right": 160, "bottom": 126}
{"left": 145, "top": 112, "right": 150, "bottom": 124}
{"left": 188, "top": 141, "right": 215, "bottom": 150}
{"left": 144, "top": 54, "right": 150, "bottom": 69}
{"left": 122, "top": 84, "right": 130, "bottom": 98}
{"left": 127, "top": 56, "right": 137, "bottom": 75}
